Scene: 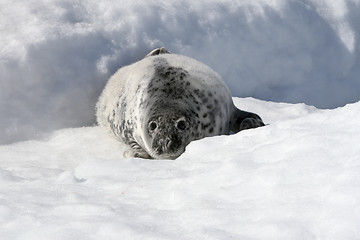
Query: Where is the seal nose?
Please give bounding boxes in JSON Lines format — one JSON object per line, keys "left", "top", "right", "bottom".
{"left": 155, "top": 138, "right": 175, "bottom": 155}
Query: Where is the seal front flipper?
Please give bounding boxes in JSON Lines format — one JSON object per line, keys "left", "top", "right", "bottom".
{"left": 230, "top": 108, "right": 265, "bottom": 133}
{"left": 124, "top": 141, "right": 152, "bottom": 159}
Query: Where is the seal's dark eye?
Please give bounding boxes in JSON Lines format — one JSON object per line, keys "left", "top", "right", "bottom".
{"left": 149, "top": 121, "right": 157, "bottom": 131}
{"left": 176, "top": 120, "right": 187, "bottom": 131}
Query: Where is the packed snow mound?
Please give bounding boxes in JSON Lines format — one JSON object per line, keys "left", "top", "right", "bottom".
{"left": 1, "top": 0, "right": 360, "bottom": 144}
{"left": 1, "top": 99, "right": 359, "bottom": 240}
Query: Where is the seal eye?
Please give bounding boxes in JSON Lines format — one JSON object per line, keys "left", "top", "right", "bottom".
{"left": 148, "top": 121, "right": 157, "bottom": 131}
{"left": 176, "top": 120, "right": 187, "bottom": 131}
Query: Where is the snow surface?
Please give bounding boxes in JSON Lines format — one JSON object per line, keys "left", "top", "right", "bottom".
{"left": 1, "top": 98, "right": 360, "bottom": 240}
{"left": 1, "top": 0, "right": 360, "bottom": 144}
{"left": 1, "top": 1, "right": 360, "bottom": 238}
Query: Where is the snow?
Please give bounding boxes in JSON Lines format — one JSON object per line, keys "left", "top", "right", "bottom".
{"left": 1, "top": 0, "right": 360, "bottom": 144}
{"left": 1, "top": 0, "right": 360, "bottom": 238}
{"left": 1, "top": 98, "right": 360, "bottom": 239}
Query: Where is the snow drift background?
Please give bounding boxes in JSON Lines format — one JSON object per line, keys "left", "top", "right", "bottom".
{"left": 1, "top": 0, "right": 360, "bottom": 144}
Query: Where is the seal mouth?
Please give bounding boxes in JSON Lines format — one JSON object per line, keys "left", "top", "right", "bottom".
{"left": 147, "top": 142, "right": 186, "bottom": 160}
{"left": 153, "top": 149, "right": 185, "bottom": 160}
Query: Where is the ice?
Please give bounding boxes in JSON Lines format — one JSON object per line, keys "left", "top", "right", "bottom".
{"left": 1, "top": 99, "right": 360, "bottom": 239}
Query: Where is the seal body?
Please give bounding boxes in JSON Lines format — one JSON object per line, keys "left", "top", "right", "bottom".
{"left": 96, "top": 48, "right": 264, "bottom": 159}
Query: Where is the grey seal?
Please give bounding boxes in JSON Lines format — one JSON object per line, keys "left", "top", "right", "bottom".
{"left": 96, "top": 48, "right": 264, "bottom": 159}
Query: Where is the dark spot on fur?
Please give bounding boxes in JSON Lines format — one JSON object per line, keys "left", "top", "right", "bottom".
{"left": 203, "top": 113, "right": 207, "bottom": 118}
{"left": 209, "top": 127, "right": 214, "bottom": 133}
{"left": 201, "top": 123, "right": 211, "bottom": 130}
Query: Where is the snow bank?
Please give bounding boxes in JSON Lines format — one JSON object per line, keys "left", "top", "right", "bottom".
{"left": 1, "top": 0, "right": 360, "bottom": 144}
{"left": 1, "top": 99, "right": 359, "bottom": 239}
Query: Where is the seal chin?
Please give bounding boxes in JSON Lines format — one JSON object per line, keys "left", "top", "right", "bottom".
{"left": 148, "top": 146, "right": 186, "bottom": 160}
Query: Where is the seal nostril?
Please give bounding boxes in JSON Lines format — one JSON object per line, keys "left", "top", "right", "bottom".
{"left": 166, "top": 140, "right": 173, "bottom": 149}
{"left": 156, "top": 145, "right": 163, "bottom": 155}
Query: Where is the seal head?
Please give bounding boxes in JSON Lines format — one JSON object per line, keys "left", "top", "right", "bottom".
{"left": 144, "top": 108, "right": 190, "bottom": 159}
